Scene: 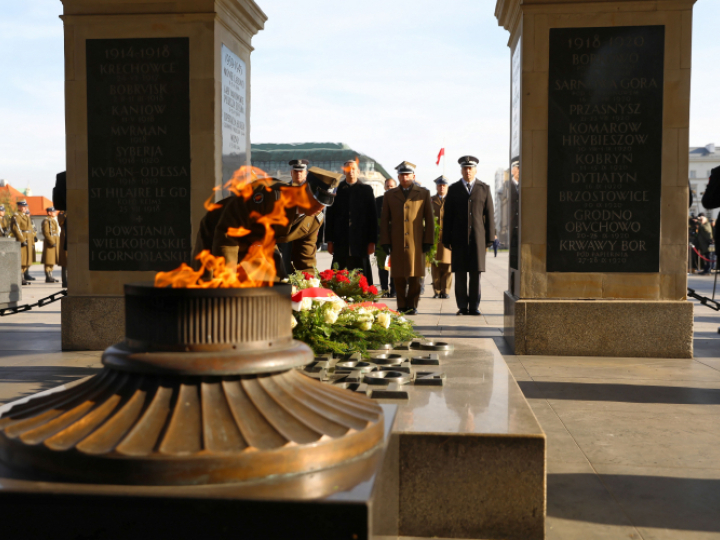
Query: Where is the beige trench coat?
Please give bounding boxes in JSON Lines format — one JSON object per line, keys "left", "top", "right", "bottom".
{"left": 379, "top": 184, "right": 435, "bottom": 278}
{"left": 431, "top": 194, "right": 451, "bottom": 264}
{"left": 42, "top": 217, "right": 60, "bottom": 266}
{"left": 10, "top": 213, "right": 36, "bottom": 266}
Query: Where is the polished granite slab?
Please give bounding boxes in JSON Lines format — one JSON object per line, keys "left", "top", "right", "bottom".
{"left": 372, "top": 338, "right": 546, "bottom": 540}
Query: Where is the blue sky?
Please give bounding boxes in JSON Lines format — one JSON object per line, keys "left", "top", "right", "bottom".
{"left": 1, "top": 0, "right": 718, "bottom": 197}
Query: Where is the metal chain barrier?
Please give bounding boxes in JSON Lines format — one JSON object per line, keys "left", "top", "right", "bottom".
{"left": 0, "top": 290, "right": 67, "bottom": 317}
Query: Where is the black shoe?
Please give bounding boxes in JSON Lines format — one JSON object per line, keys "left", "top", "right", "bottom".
{"left": 456, "top": 309, "right": 468, "bottom": 315}
{"left": 404, "top": 308, "right": 417, "bottom": 315}
{"left": 469, "top": 309, "right": 481, "bottom": 316}
{"left": 389, "top": 293, "right": 396, "bottom": 298}
{"left": 25, "top": 273, "right": 36, "bottom": 281}
{"left": 432, "top": 293, "right": 439, "bottom": 299}
{"left": 22, "top": 281, "right": 31, "bottom": 286}
{"left": 46, "top": 277, "right": 59, "bottom": 283}
{"left": 440, "top": 293, "right": 450, "bottom": 299}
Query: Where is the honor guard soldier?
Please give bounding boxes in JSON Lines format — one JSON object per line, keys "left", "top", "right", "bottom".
{"left": 194, "top": 167, "right": 341, "bottom": 279}
{"left": 10, "top": 200, "right": 36, "bottom": 286}
{"left": 58, "top": 212, "right": 68, "bottom": 287}
{"left": 41, "top": 206, "right": 60, "bottom": 283}
{"left": 0, "top": 205, "right": 9, "bottom": 237}
{"left": 443, "top": 156, "right": 495, "bottom": 315}
{"left": 431, "top": 175, "right": 452, "bottom": 299}
{"left": 325, "top": 159, "right": 377, "bottom": 284}
{"left": 278, "top": 159, "right": 310, "bottom": 274}
{"left": 380, "top": 161, "right": 434, "bottom": 315}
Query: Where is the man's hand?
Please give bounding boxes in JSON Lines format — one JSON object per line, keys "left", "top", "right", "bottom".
{"left": 327, "top": 241, "right": 334, "bottom": 255}
{"left": 20, "top": 242, "right": 27, "bottom": 247}
{"left": 443, "top": 243, "right": 452, "bottom": 251}
{"left": 422, "top": 243, "right": 433, "bottom": 253}
{"left": 382, "top": 244, "right": 391, "bottom": 255}
{"left": 367, "top": 243, "right": 375, "bottom": 255}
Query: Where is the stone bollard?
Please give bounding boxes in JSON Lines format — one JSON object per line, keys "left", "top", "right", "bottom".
{"left": 0, "top": 238, "right": 21, "bottom": 309}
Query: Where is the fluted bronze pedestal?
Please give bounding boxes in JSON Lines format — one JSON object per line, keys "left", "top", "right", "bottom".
{"left": 0, "top": 284, "right": 384, "bottom": 486}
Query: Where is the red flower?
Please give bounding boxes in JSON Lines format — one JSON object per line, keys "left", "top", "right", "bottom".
{"left": 358, "top": 275, "right": 368, "bottom": 287}
{"left": 369, "top": 286, "right": 378, "bottom": 295}
{"left": 319, "top": 269, "right": 334, "bottom": 281}
{"left": 336, "top": 275, "right": 351, "bottom": 284}
{"left": 337, "top": 269, "right": 349, "bottom": 276}
{"left": 302, "top": 272, "right": 313, "bottom": 280}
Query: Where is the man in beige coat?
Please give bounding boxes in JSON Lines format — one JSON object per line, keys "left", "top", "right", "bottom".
{"left": 41, "top": 206, "right": 60, "bottom": 283}
{"left": 431, "top": 176, "right": 452, "bottom": 298}
{"left": 380, "top": 161, "right": 434, "bottom": 315}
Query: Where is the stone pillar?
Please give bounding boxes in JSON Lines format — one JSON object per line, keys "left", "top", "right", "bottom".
{"left": 60, "top": 0, "right": 266, "bottom": 349}
{"left": 496, "top": 0, "right": 696, "bottom": 358}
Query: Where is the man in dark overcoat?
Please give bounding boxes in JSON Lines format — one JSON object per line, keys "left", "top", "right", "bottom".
{"left": 443, "top": 156, "right": 495, "bottom": 315}
{"left": 325, "top": 159, "right": 377, "bottom": 283}
{"left": 509, "top": 158, "right": 520, "bottom": 269}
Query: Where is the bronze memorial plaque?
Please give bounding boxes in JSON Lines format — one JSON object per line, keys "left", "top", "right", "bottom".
{"left": 86, "top": 38, "right": 191, "bottom": 271}
{"left": 547, "top": 26, "right": 664, "bottom": 273}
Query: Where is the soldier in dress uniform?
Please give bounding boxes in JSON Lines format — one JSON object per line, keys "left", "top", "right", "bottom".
{"left": 10, "top": 200, "right": 36, "bottom": 286}
{"left": 196, "top": 167, "right": 341, "bottom": 280}
{"left": 443, "top": 156, "right": 495, "bottom": 315}
{"left": 0, "top": 205, "right": 9, "bottom": 237}
{"left": 431, "top": 176, "right": 452, "bottom": 299}
{"left": 380, "top": 161, "right": 434, "bottom": 315}
{"left": 41, "top": 206, "right": 60, "bottom": 283}
{"left": 58, "top": 212, "right": 68, "bottom": 287}
{"left": 278, "top": 159, "right": 309, "bottom": 274}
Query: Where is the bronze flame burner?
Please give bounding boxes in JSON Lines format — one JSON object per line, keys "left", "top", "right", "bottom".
{"left": 0, "top": 284, "right": 384, "bottom": 485}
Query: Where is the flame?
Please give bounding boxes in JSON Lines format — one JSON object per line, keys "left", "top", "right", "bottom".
{"left": 155, "top": 164, "right": 317, "bottom": 288}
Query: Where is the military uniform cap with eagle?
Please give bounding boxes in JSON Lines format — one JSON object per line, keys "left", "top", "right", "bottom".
{"left": 433, "top": 175, "right": 450, "bottom": 185}
{"left": 458, "top": 155, "right": 479, "bottom": 168}
{"left": 306, "top": 166, "right": 343, "bottom": 206}
{"left": 289, "top": 159, "right": 309, "bottom": 171}
{"left": 395, "top": 161, "right": 416, "bottom": 175}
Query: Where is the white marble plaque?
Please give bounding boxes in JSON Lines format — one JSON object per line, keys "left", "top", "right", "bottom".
{"left": 221, "top": 45, "right": 247, "bottom": 187}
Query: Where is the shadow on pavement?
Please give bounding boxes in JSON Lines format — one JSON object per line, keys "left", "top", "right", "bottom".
{"left": 518, "top": 380, "right": 720, "bottom": 405}
{"left": 548, "top": 473, "right": 720, "bottom": 532}
{"left": 0, "top": 366, "right": 100, "bottom": 403}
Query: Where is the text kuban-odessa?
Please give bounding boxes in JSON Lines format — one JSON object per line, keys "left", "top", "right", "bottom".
{"left": 91, "top": 166, "right": 188, "bottom": 178}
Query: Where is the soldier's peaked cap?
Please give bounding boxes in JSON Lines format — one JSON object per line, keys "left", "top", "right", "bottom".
{"left": 306, "top": 166, "right": 342, "bottom": 206}
{"left": 434, "top": 175, "right": 450, "bottom": 185}
{"left": 289, "top": 159, "right": 309, "bottom": 170}
{"left": 458, "top": 155, "right": 479, "bottom": 167}
{"left": 16, "top": 200, "right": 28, "bottom": 206}
{"left": 46, "top": 206, "right": 55, "bottom": 212}
{"left": 0, "top": 205, "right": 4, "bottom": 211}
{"left": 395, "top": 161, "right": 416, "bottom": 174}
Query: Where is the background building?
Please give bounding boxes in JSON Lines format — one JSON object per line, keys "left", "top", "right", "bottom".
{"left": 689, "top": 143, "right": 720, "bottom": 218}
{"left": 250, "top": 142, "right": 392, "bottom": 197}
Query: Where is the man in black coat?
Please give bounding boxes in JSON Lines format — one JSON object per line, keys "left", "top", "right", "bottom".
{"left": 325, "top": 159, "right": 377, "bottom": 283}
{"left": 375, "top": 177, "right": 397, "bottom": 296}
{"left": 509, "top": 158, "right": 520, "bottom": 269}
{"left": 442, "top": 155, "right": 496, "bottom": 315}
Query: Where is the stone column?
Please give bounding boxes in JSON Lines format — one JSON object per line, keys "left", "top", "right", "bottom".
{"left": 495, "top": 0, "right": 696, "bottom": 358}
{"left": 60, "top": 0, "right": 266, "bottom": 349}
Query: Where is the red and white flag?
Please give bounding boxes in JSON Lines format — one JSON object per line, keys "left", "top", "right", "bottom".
{"left": 436, "top": 148, "right": 445, "bottom": 165}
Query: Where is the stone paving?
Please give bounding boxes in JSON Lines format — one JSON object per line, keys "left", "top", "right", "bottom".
{"left": 1, "top": 256, "right": 720, "bottom": 539}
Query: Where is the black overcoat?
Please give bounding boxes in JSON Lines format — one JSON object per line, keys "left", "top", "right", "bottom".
{"left": 442, "top": 179, "right": 496, "bottom": 273}
{"left": 325, "top": 180, "right": 378, "bottom": 257}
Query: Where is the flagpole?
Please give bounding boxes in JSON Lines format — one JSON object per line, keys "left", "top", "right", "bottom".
{"left": 443, "top": 138, "right": 446, "bottom": 177}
